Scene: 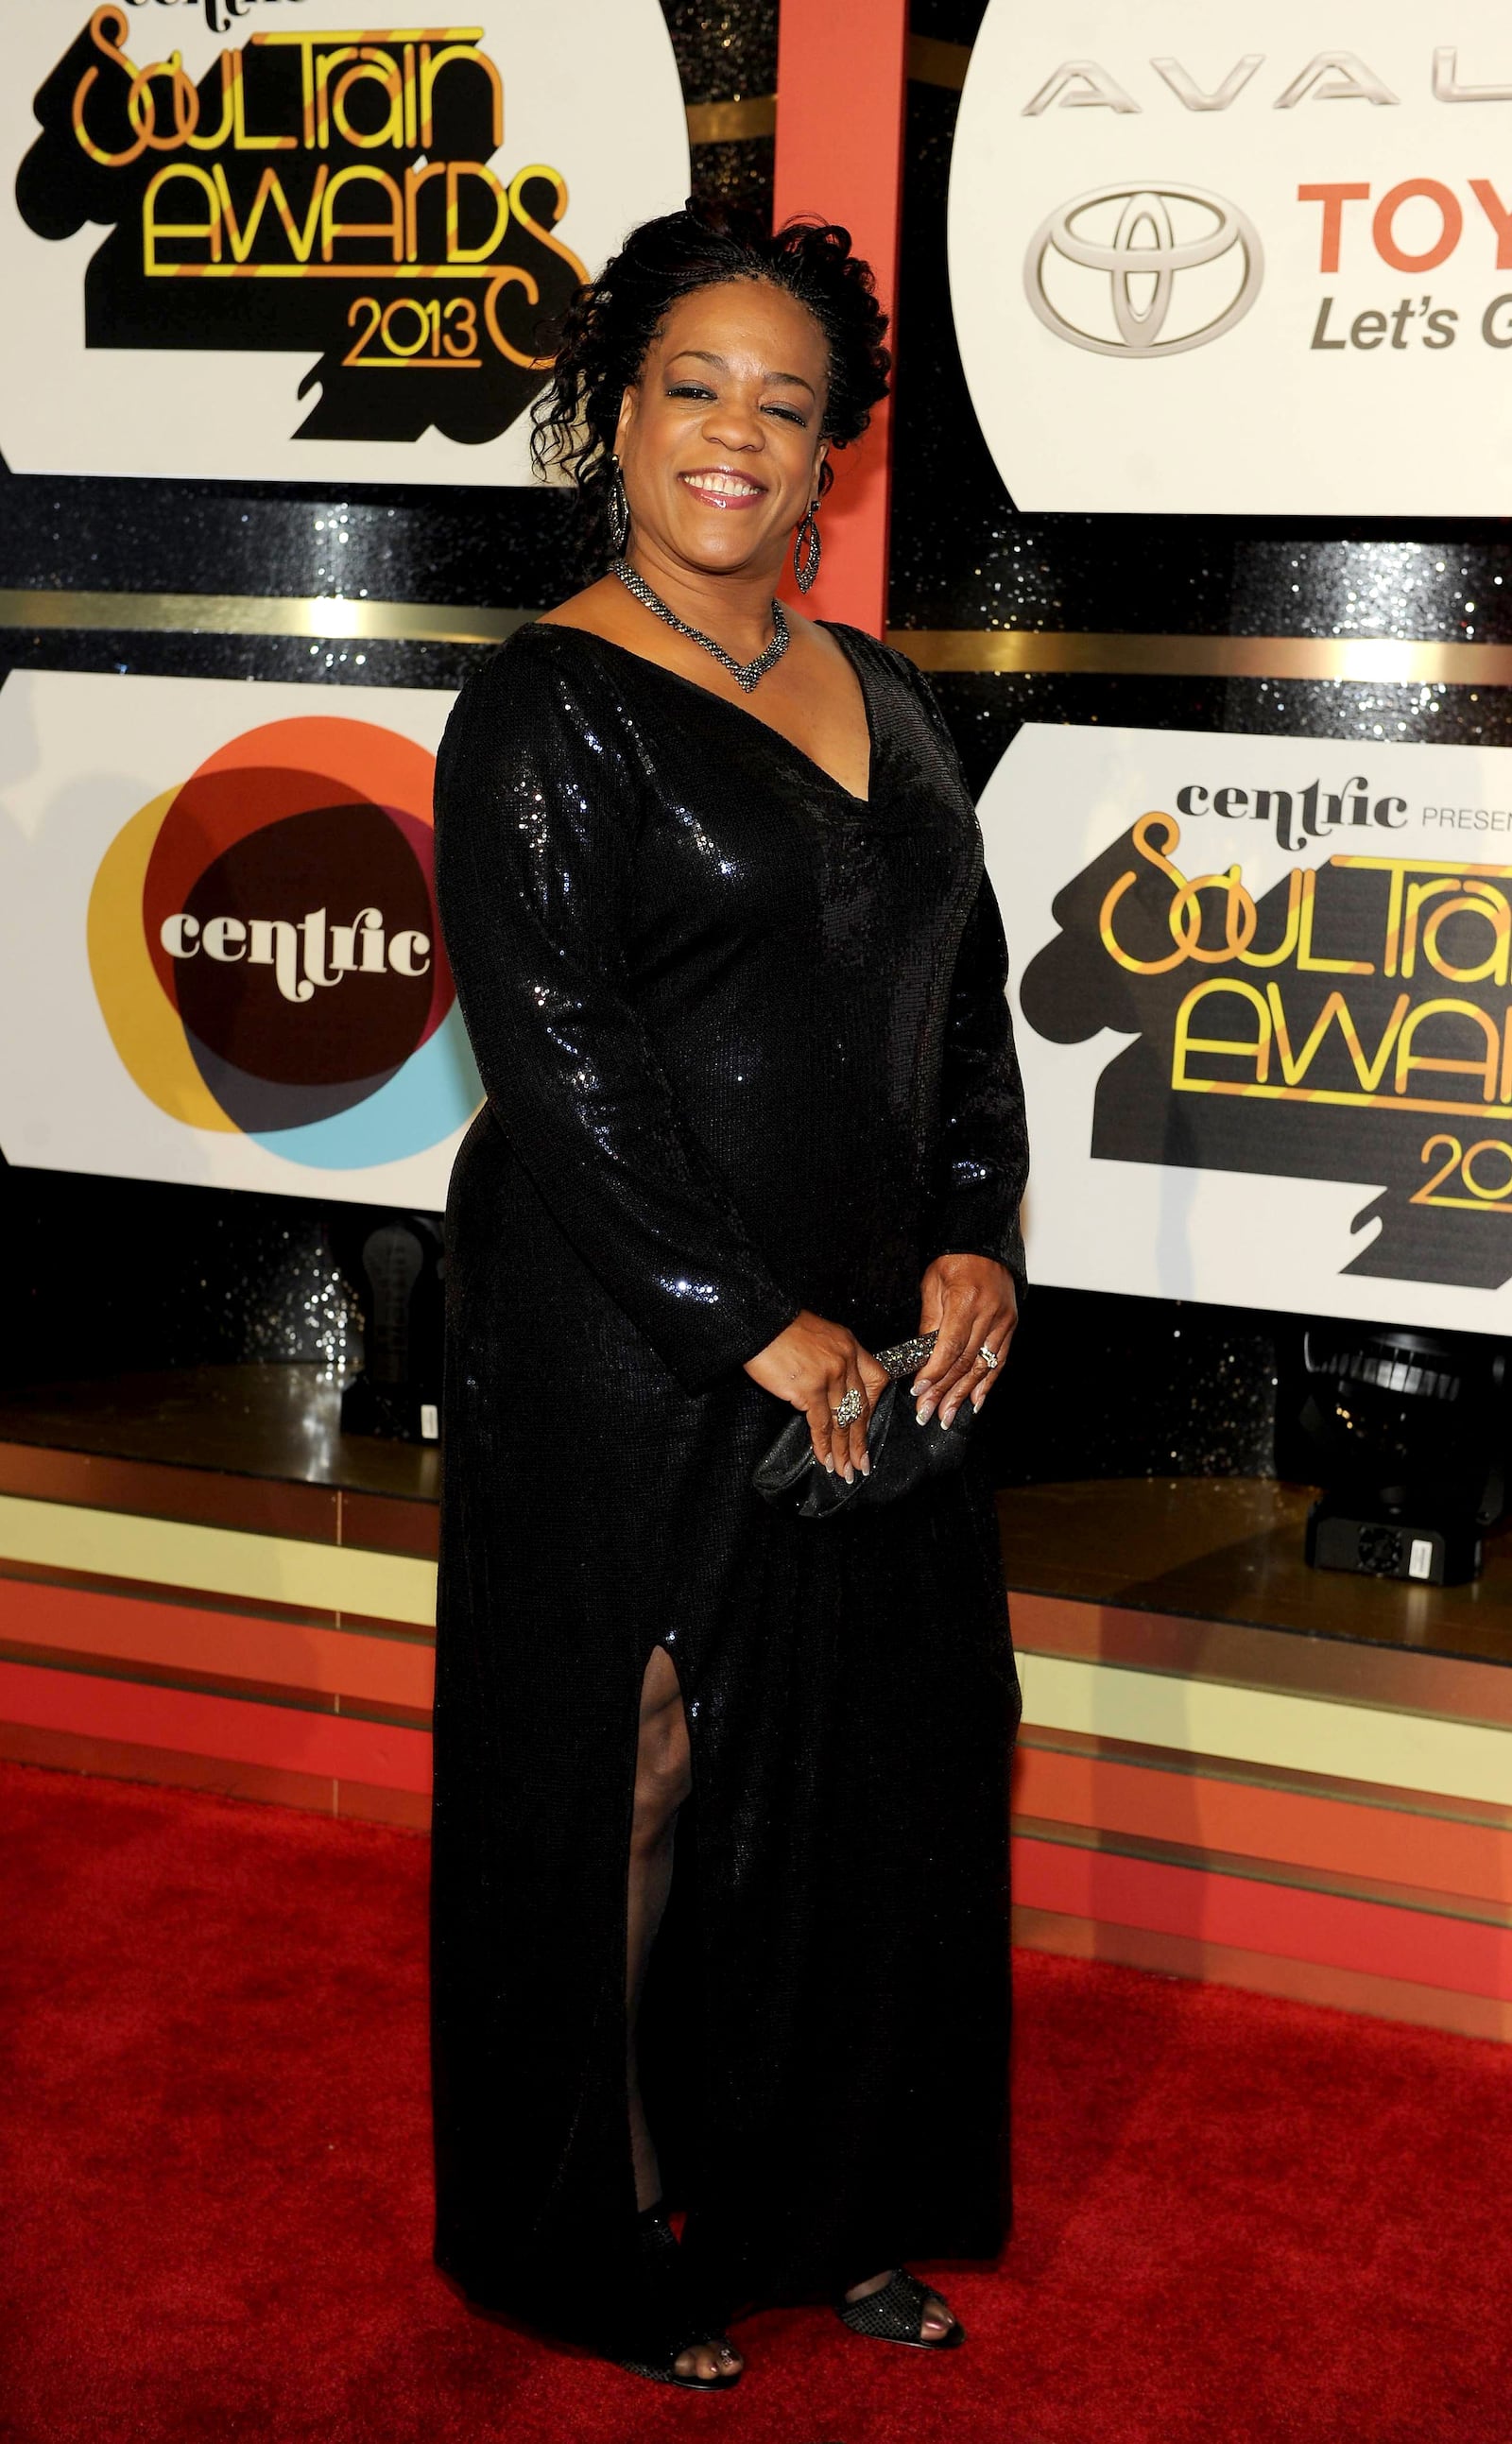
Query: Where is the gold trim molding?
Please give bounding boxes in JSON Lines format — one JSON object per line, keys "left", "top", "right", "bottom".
{"left": 1, "top": 591, "right": 1507, "bottom": 687}
{"left": 686, "top": 55, "right": 963, "bottom": 138}
{"left": 685, "top": 95, "right": 777, "bottom": 145}
{"left": 906, "top": 35, "right": 971, "bottom": 92}
{"left": 889, "top": 628, "right": 1512, "bottom": 687}
{"left": 0, "top": 590, "right": 527, "bottom": 646}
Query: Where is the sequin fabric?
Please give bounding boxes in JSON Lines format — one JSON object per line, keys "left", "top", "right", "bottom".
{"left": 428, "top": 618, "right": 1028, "bottom": 2349}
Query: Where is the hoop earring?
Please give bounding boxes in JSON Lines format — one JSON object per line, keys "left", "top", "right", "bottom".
{"left": 793, "top": 499, "right": 821, "bottom": 594}
{"left": 607, "top": 456, "right": 629, "bottom": 556}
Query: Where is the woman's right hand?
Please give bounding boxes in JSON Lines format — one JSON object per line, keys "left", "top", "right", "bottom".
{"left": 744, "top": 1310, "right": 890, "bottom": 1483}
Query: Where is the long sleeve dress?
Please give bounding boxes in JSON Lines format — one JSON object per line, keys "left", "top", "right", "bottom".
{"left": 428, "top": 616, "right": 1030, "bottom": 2356}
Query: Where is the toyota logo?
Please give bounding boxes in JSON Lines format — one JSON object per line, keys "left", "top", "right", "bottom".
{"left": 1024, "top": 183, "right": 1263, "bottom": 358}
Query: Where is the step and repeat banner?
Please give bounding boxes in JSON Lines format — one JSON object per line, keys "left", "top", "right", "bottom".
{"left": 951, "top": 0, "right": 1512, "bottom": 512}
{"left": 984, "top": 727, "right": 1512, "bottom": 1328}
{"left": 2, "top": 0, "right": 688, "bottom": 481}
{"left": 0, "top": 671, "right": 479, "bottom": 1203}
{"left": 950, "top": 0, "right": 1512, "bottom": 1322}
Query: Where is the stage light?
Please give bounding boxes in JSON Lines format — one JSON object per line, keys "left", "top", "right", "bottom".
{"left": 1299, "top": 1323, "right": 1506, "bottom": 1586}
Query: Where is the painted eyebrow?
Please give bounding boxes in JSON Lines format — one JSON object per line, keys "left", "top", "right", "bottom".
{"left": 666, "top": 349, "right": 817, "bottom": 399}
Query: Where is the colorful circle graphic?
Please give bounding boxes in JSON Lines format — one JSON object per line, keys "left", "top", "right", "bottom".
{"left": 87, "top": 714, "right": 481, "bottom": 1169}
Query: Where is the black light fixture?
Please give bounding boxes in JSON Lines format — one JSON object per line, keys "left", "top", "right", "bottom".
{"left": 329, "top": 1210, "right": 444, "bottom": 1445}
{"left": 1298, "top": 1322, "right": 1507, "bottom": 1586}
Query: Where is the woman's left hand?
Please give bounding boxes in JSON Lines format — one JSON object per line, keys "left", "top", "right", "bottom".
{"left": 912, "top": 1253, "right": 1019, "bottom": 1428}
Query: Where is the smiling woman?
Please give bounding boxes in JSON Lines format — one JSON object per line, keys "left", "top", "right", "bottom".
{"left": 536, "top": 255, "right": 884, "bottom": 783}
{"left": 428, "top": 200, "right": 1031, "bottom": 2394}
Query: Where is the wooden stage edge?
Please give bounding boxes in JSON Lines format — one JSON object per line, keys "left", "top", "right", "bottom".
{"left": 2, "top": 1366, "right": 1512, "bottom": 2043}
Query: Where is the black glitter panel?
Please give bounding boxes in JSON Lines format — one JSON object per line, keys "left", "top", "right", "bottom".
{"left": 897, "top": 510, "right": 1512, "bottom": 649}
{"left": 922, "top": 674, "right": 1512, "bottom": 800}
{"left": 985, "top": 1290, "right": 1280, "bottom": 1486}
{"left": 662, "top": 1, "right": 775, "bottom": 106}
{"left": 1207, "top": 676, "right": 1512, "bottom": 749}
{"left": 2, "top": 1165, "right": 362, "bottom": 1387}
{"left": 0, "top": 479, "right": 570, "bottom": 611}
{"left": 909, "top": 0, "right": 986, "bottom": 43}
{"left": 688, "top": 135, "right": 775, "bottom": 222}
{"left": 1229, "top": 540, "right": 1512, "bottom": 645}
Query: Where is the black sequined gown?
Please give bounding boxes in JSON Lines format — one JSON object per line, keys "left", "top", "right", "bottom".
{"left": 429, "top": 618, "right": 1029, "bottom": 2350}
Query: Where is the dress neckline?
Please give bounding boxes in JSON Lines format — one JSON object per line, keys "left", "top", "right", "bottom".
{"left": 528, "top": 616, "right": 877, "bottom": 810}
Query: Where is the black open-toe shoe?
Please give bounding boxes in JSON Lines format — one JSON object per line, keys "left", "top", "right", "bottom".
{"left": 610, "top": 2201, "right": 744, "bottom": 2390}
{"left": 836, "top": 2268, "right": 966, "bottom": 2350}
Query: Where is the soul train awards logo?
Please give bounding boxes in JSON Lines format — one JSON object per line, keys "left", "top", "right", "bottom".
{"left": 15, "top": 3, "right": 588, "bottom": 441}
{"left": 87, "top": 714, "right": 481, "bottom": 1165}
{"left": 1021, "top": 796, "right": 1512, "bottom": 1292}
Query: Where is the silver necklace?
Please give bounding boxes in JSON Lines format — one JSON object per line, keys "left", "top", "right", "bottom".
{"left": 611, "top": 558, "right": 790, "bottom": 695}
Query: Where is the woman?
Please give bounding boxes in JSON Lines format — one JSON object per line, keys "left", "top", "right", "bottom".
{"left": 430, "top": 200, "right": 1029, "bottom": 2390}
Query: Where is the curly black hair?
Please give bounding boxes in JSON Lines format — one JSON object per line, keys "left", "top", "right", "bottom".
{"left": 530, "top": 198, "right": 891, "bottom": 571}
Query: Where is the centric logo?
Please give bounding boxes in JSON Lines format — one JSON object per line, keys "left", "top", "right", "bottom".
{"left": 87, "top": 714, "right": 481, "bottom": 1170}
{"left": 1024, "top": 182, "right": 1263, "bottom": 358}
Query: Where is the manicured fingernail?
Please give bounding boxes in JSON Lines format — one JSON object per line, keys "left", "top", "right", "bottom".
{"left": 917, "top": 1401, "right": 935, "bottom": 1425}
{"left": 843, "top": 1463, "right": 854, "bottom": 1484}
{"left": 859, "top": 1456, "right": 871, "bottom": 1477}
{"left": 824, "top": 1457, "right": 835, "bottom": 1472}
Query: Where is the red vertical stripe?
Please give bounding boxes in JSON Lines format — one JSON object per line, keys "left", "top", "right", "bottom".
{"left": 773, "top": 0, "right": 908, "bottom": 635}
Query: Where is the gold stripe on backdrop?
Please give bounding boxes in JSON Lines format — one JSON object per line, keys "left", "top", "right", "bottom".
{"left": 688, "top": 60, "right": 959, "bottom": 130}
{"left": 685, "top": 96, "right": 777, "bottom": 144}
{"left": 906, "top": 35, "right": 972, "bottom": 91}
{"left": 0, "top": 592, "right": 1506, "bottom": 685}
{"left": 685, "top": 47, "right": 970, "bottom": 131}
{"left": 0, "top": 590, "right": 526, "bottom": 646}
{"left": 889, "top": 629, "right": 1512, "bottom": 687}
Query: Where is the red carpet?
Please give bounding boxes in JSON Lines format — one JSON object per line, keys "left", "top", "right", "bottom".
{"left": 2, "top": 1760, "right": 1508, "bottom": 2444}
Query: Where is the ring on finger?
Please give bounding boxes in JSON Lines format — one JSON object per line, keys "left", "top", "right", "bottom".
{"left": 832, "top": 1386, "right": 863, "bottom": 1428}
{"left": 975, "top": 1344, "right": 1000, "bottom": 1371}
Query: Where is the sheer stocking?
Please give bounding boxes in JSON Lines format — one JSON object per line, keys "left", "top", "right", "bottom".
{"left": 627, "top": 1645, "right": 741, "bottom": 2381}
{"left": 627, "top": 1644, "right": 688, "bottom": 2210}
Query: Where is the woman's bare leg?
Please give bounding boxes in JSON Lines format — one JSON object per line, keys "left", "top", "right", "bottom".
{"left": 627, "top": 1644, "right": 742, "bottom": 2381}
{"left": 627, "top": 1645, "right": 686, "bottom": 2210}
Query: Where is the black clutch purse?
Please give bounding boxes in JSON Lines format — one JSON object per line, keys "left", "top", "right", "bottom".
{"left": 750, "top": 1329, "right": 977, "bottom": 1520}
